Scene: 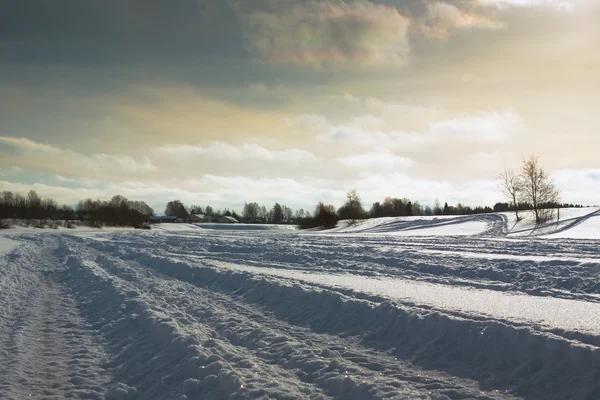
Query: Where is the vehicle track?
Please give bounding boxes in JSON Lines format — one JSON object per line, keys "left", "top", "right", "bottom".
{"left": 0, "top": 243, "right": 110, "bottom": 400}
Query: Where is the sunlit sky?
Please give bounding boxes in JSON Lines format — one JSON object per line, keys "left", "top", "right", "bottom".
{"left": 1, "top": 0, "right": 598, "bottom": 212}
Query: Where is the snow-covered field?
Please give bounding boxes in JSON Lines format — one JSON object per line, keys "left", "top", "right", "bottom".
{"left": 1, "top": 208, "right": 600, "bottom": 399}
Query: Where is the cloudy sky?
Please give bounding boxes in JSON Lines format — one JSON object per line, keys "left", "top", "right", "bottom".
{"left": 1, "top": 0, "right": 598, "bottom": 213}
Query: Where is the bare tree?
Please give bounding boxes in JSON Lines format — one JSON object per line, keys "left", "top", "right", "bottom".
{"left": 519, "top": 155, "right": 560, "bottom": 224}
{"left": 499, "top": 169, "right": 523, "bottom": 222}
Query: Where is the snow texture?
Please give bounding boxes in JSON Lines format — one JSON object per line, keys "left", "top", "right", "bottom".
{"left": 1, "top": 208, "right": 600, "bottom": 399}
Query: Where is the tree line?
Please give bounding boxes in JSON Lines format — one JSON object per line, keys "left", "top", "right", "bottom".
{"left": 161, "top": 200, "right": 298, "bottom": 224}
{"left": 163, "top": 200, "right": 246, "bottom": 221}
{"left": 296, "top": 190, "right": 497, "bottom": 230}
{"left": 0, "top": 190, "right": 154, "bottom": 229}
{"left": 0, "top": 156, "right": 582, "bottom": 231}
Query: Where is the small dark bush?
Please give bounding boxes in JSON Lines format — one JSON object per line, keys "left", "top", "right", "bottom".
{"left": 298, "top": 202, "right": 339, "bottom": 230}
{"left": 0, "top": 219, "right": 12, "bottom": 229}
{"left": 87, "top": 220, "right": 103, "bottom": 228}
{"left": 33, "top": 219, "right": 47, "bottom": 229}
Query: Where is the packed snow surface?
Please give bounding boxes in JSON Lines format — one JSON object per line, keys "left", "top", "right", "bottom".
{"left": 1, "top": 208, "right": 600, "bottom": 399}
{"left": 0, "top": 237, "right": 18, "bottom": 255}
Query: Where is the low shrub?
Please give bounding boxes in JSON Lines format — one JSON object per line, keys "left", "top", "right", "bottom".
{"left": 0, "top": 219, "right": 12, "bottom": 229}
{"left": 32, "top": 219, "right": 47, "bottom": 229}
{"left": 87, "top": 220, "right": 103, "bottom": 228}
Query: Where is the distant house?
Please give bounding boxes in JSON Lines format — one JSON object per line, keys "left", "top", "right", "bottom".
{"left": 149, "top": 216, "right": 178, "bottom": 223}
{"left": 191, "top": 214, "right": 215, "bottom": 223}
{"left": 190, "top": 214, "right": 206, "bottom": 223}
{"left": 219, "top": 216, "right": 239, "bottom": 224}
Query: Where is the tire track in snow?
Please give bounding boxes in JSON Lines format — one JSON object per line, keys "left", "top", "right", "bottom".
{"left": 0, "top": 243, "right": 111, "bottom": 399}
{"left": 6, "top": 228, "right": 600, "bottom": 399}
{"left": 129, "top": 249, "right": 600, "bottom": 400}
{"left": 77, "top": 237, "right": 514, "bottom": 399}
{"left": 140, "top": 231, "right": 600, "bottom": 302}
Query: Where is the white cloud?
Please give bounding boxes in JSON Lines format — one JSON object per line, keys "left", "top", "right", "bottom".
{"left": 77, "top": 154, "right": 157, "bottom": 173}
{"left": 478, "top": 0, "right": 579, "bottom": 10}
{"left": 420, "top": 2, "right": 504, "bottom": 39}
{"left": 289, "top": 111, "right": 428, "bottom": 149}
{"left": 338, "top": 150, "right": 414, "bottom": 171}
{"left": 234, "top": 0, "right": 411, "bottom": 66}
{"left": 0, "top": 136, "right": 158, "bottom": 175}
{"left": 343, "top": 94, "right": 438, "bottom": 117}
{"left": 326, "top": 127, "right": 427, "bottom": 148}
{"left": 287, "top": 114, "right": 332, "bottom": 132}
{"left": 0, "top": 136, "right": 61, "bottom": 154}
{"left": 552, "top": 169, "right": 600, "bottom": 205}
{"left": 348, "top": 115, "right": 386, "bottom": 130}
{"left": 156, "top": 142, "right": 316, "bottom": 164}
{"left": 430, "top": 112, "right": 523, "bottom": 141}
{"left": 353, "top": 173, "right": 501, "bottom": 207}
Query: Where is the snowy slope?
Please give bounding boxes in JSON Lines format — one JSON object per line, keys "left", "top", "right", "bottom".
{"left": 505, "top": 208, "right": 600, "bottom": 238}
{"left": 329, "top": 214, "right": 498, "bottom": 236}
{"left": 330, "top": 208, "right": 600, "bottom": 239}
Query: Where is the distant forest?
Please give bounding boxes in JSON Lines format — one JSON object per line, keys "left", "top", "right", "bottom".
{"left": 0, "top": 188, "right": 584, "bottom": 231}
{"left": 0, "top": 190, "right": 154, "bottom": 229}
